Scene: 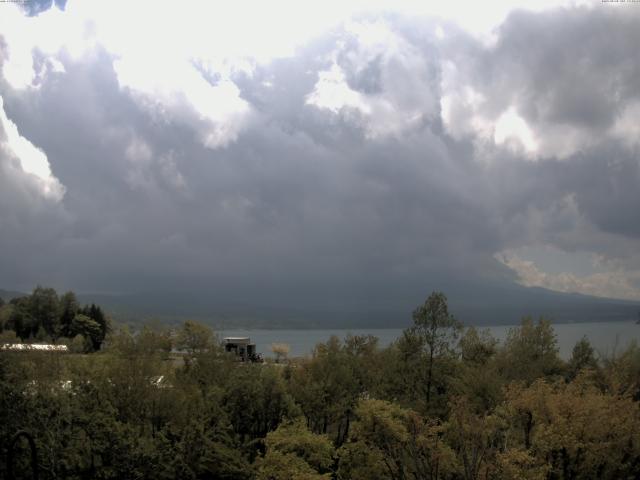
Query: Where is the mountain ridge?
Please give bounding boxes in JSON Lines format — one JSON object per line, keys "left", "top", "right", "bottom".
{"left": 76, "top": 284, "right": 640, "bottom": 329}
{"left": 2, "top": 285, "right": 638, "bottom": 329}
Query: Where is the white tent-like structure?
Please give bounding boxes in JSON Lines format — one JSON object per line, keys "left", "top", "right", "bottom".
{"left": 1, "top": 343, "right": 69, "bottom": 352}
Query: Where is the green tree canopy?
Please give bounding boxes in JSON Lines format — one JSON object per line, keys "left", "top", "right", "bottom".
{"left": 176, "top": 320, "right": 215, "bottom": 356}
{"left": 403, "top": 291, "right": 462, "bottom": 411}
{"left": 497, "top": 317, "right": 564, "bottom": 384}
{"left": 58, "top": 291, "right": 79, "bottom": 338}
{"left": 71, "top": 314, "right": 102, "bottom": 352}
{"left": 29, "top": 285, "right": 60, "bottom": 338}
{"left": 338, "top": 399, "right": 457, "bottom": 480}
{"left": 567, "top": 336, "right": 598, "bottom": 380}
{"left": 256, "top": 420, "right": 335, "bottom": 480}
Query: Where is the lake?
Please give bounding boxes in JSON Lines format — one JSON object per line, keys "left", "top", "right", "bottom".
{"left": 220, "top": 320, "right": 640, "bottom": 359}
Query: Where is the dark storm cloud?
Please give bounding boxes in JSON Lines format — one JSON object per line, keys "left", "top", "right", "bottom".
{"left": 1, "top": 4, "right": 639, "bottom": 310}
{"left": 565, "top": 144, "right": 640, "bottom": 240}
{"left": 1, "top": 39, "right": 502, "bottom": 299}
{"left": 0, "top": 113, "right": 70, "bottom": 288}
{"left": 438, "top": 5, "right": 640, "bottom": 144}
{"left": 489, "top": 7, "right": 640, "bottom": 130}
{"left": 459, "top": 7, "right": 640, "bottom": 244}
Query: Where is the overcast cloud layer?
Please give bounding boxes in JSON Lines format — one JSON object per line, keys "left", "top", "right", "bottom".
{"left": 1, "top": 1, "right": 639, "bottom": 316}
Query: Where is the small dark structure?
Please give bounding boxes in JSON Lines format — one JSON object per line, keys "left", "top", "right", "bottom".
{"left": 223, "top": 337, "right": 261, "bottom": 362}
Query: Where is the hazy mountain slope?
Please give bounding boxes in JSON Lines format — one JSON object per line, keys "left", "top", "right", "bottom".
{"left": 79, "top": 284, "right": 640, "bottom": 329}
{"left": 0, "top": 289, "right": 26, "bottom": 301}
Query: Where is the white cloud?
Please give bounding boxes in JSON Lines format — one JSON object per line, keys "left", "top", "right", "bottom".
{"left": 114, "top": 55, "right": 252, "bottom": 149}
{"left": 0, "top": 4, "right": 93, "bottom": 89}
{"left": 439, "top": 60, "right": 491, "bottom": 141}
{"left": 0, "top": 6, "right": 40, "bottom": 89}
{"left": 1, "top": 0, "right": 597, "bottom": 149}
{"left": 306, "top": 63, "right": 371, "bottom": 114}
{"left": 1, "top": 1, "right": 254, "bottom": 148}
{"left": 307, "top": 20, "right": 438, "bottom": 139}
{"left": 610, "top": 101, "right": 640, "bottom": 148}
{"left": 0, "top": 96, "right": 65, "bottom": 201}
{"left": 497, "top": 250, "right": 640, "bottom": 301}
{"left": 494, "top": 107, "right": 538, "bottom": 154}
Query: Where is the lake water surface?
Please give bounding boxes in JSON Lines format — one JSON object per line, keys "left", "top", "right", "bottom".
{"left": 221, "top": 320, "right": 640, "bottom": 359}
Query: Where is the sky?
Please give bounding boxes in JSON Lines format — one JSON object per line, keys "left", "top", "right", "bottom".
{"left": 1, "top": 0, "right": 640, "bottom": 312}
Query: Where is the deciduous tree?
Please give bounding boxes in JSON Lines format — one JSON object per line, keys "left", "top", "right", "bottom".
{"left": 401, "top": 292, "right": 462, "bottom": 413}
{"left": 339, "top": 399, "right": 457, "bottom": 480}
{"left": 496, "top": 317, "right": 564, "bottom": 384}
{"left": 176, "top": 320, "right": 215, "bottom": 356}
{"left": 256, "top": 420, "right": 335, "bottom": 480}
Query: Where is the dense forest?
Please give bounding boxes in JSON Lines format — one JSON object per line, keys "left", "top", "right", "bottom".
{"left": 0, "top": 286, "right": 109, "bottom": 352}
{"left": 1, "top": 290, "right": 640, "bottom": 479}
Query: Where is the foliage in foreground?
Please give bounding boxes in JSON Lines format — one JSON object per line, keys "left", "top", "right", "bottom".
{"left": 1, "top": 291, "right": 640, "bottom": 479}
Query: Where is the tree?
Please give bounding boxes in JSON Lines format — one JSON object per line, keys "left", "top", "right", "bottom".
{"left": 70, "top": 314, "right": 102, "bottom": 352}
{"left": 222, "top": 365, "right": 297, "bottom": 444}
{"left": 0, "top": 302, "right": 11, "bottom": 332}
{"left": 493, "top": 449, "right": 547, "bottom": 480}
{"left": 58, "top": 291, "right": 79, "bottom": 338}
{"left": 69, "top": 334, "right": 89, "bottom": 353}
{"left": 502, "top": 379, "right": 640, "bottom": 478}
{"left": 289, "top": 337, "right": 360, "bottom": 442}
{"left": 338, "top": 399, "right": 457, "bottom": 480}
{"left": 256, "top": 420, "right": 335, "bottom": 480}
{"left": 137, "top": 325, "right": 173, "bottom": 357}
{"left": 29, "top": 285, "right": 60, "bottom": 338}
{"left": 7, "top": 296, "right": 35, "bottom": 340}
{"left": 272, "top": 343, "right": 291, "bottom": 363}
{"left": 445, "top": 396, "right": 505, "bottom": 480}
{"left": 496, "top": 317, "right": 564, "bottom": 384}
{"left": 567, "top": 336, "right": 598, "bottom": 380}
{"left": 408, "top": 291, "right": 462, "bottom": 408}
{"left": 453, "top": 328, "right": 503, "bottom": 413}
{"left": 80, "top": 303, "right": 109, "bottom": 350}
{"left": 459, "top": 327, "right": 498, "bottom": 366}
{"left": 342, "top": 334, "right": 384, "bottom": 406}
{"left": 176, "top": 320, "right": 215, "bottom": 356}
{"left": 159, "top": 414, "right": 252, "bottom": 479}
{"left": 601, "top": 340, "right": 640, "bottom": 400}
{"left": 337, "top": 440, "right": 390, "bottom": 480}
